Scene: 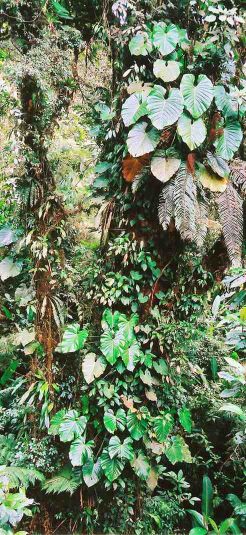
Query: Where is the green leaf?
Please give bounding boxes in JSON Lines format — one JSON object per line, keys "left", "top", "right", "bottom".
{"left": 151, "top": 154, "right": 181, "bottom": 183}
{"left": 180, "top": 74, "right": 214, "bottom": 118}
{"left": 147, "top": 85, "right": 183, "bottom": 130}
{"left": 165, "top": 435, "right": 192, "bottom": 464}
{"left": 178, "top": 407, "right": 192, "bottom": 433}
{"left": 153, "top": 22, "right": 179, "bottom": 56}
{"left": 187, "top": 510, "right": 206, "bottom": 528}
{"left": 122, "top": 93, "right": 148, "bottom": 127}
{"left": 129, "top": 32, "right": 153, "bottom": 56}
{"left": 102, "top": 309, "right": 120, "bottom": 330}
{"left": 69, "top": 438, "right": 93, "bottom": 467}
{"left": 115, "top": 408, "right": 127, "bottom": 431}
{"left": 104, "top": 411, "right": 117, "bottom": 433}
{"left": 206, "top": 152, "right": 230, "bottom": 178}
{"left": 214, "top": 85, "right": 239, "bottom": 118}
{"left": 219, "top": 518, "right": 241, "bottom": 534}
{"left": 0, "top": 257, "right": 22, "bottom": 281}
{"left": 48, "top": 409, "right": 66, "bottom": 436}
{"left": 153, "top": 413, "right": 174, "bottom": 442}
{"left": 82, "top": 353, "right": 106, "bottom": 384}
{"left": 127, "top": 411, "right": 148, "bottom": 440}
{"left": 83, "top": 460, "right": 101, "bottom": 487}
{"left": 214, "top": 120, "right": 243, "bottom": 160}
{"left": 52, "top": 0, "right": 73, "bottom": 19}
{"left": 121, "top": 339, "right": 141, "bottom": 371}
{"left": 118, "top": 313, "right": 139, "bottom": 341}
{"left": 178, "top": 113, "right": 206, "bottom": 150}
{"left": 131, "top": 453, "right": 151, "bottom": 479}
{"left": 153, "top": 358, "right": 168, "bottom": 376}
{"left": 100, "top": 450, "right": 124, "bottom": 482}
{"left": 55, "top": 324, "right": 88, "bottom": 353}
{"left": 108, "top": 436, "right": 134, "bottom": 460}
{"left": 59, "top": 410, "right": 87, "bottom": 442}
{"left": 127, "top": 121, "right": 160, "bottom": 157}
{"left": 189, "top": 528, "right": 207, "bottom": 535}
{"left": 100, "top": 329, "right": 124, "bottom": 364}
{"left": 0, "top": 227, "right": 17, "bottom": 246}
{"left": 219, "top": 403, "right": 245, "bottom": 419}
{"left": 202, "top": 475, "right": 213, "bottom": 518}
{"left": 153, "top": 59, "right": 180, "bottom": 83}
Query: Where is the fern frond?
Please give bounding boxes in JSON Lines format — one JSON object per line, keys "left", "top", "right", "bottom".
{"left": 132, "top": 168, "right": 148, "bottom": 194}
{"left": 217, "top": 182, "right": 243, "bottom": 266}
{"left": 0, "top": 465, "right": 44, "bottom": 489}
{"left": 173, "top": 164, "right": 197, "bottom": 241}
{"left": 158, "top": 177, "right": 175, "bottom": 230}
{"left": 230, "top": 159, "right": 246, "bottom": 197}
{"left": 195, "top": 193, "right": 209, "bottom": 247}
{"left": 42, "top": 466, "right": 80, "bottom": 495}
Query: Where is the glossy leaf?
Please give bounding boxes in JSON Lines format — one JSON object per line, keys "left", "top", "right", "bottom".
{"left": 147, "top": 85, "right": 183, "bottom": 130}
{"left": 202, "top": 475, "right": 213, "bottom": 518}
{"left": 206, "top": 151, "right": 230, "bottom": 178}
{"left": 100, "top": 450, "right": 124, "bottom": 482}
{"left": 198, "top": 164, "right": 228, "bottom": 192}
{"left": 180, "top": 74, "right": 214, "bottom": 118}
{"left": 0, "top": 257, "right": 22, "bottom": 281}
{"left": 129, "top": 32, "right": 152, "bottom": 56}
{"left": 131, "top": 453, "right": 150, "bottom": 479}
{"left": 165, "top": 435, "right": 192, "bottom": 464}
{"left": 153, "top": 22, "right": 179, "bottom": 56}
{"left": 151, "top": 154, "right": 181, "bottom": 183}
{"left": 127, "top": 411, "right": 148, "bottom": 440}
{"left": 214, "top": 119, "right": 242, "bottom": 160}
{"left": 153, "top": 414, "right": 174, "bottom": 442}
{"left": 153, "top": 59, "right": 180, "bottom": 82}
{"left": 178, "top": 407, "right": 192, "bottom": 433}
{"left": 55, "top": 324, "right": 88, "bottom": 353}
{"left": 127, "top": 121, "right": 160, "bottom": 157}
{"left": 82, "top": 353, "right": 106, "bottom": 384}
{"left": 177, "top": 113, "right": 206, "bottom": 150}
{"left": 108, "top": 436, "right": 134, "bottom": 460}
{"left": 69, "top": 438, "right": 93, "bottom": 467}
{"left": 59, "top": 410, "right": 87, "bottom": 442}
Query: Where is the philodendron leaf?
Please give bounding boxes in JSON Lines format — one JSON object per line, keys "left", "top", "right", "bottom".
{"left": 127, "top": 411, "right": 148, "bottom": 440}
{"left": 131, "top": 453, "right": 150, "bottom": 479}
{"left": 198, "top": 164, "right": 228, "bottom": 192}
{"left": 55, "top": 324, "right": 88, "bottom": 353}
{"left": 206, "top": 151, "right": 230, "bottom": 178}
{"left": 165, "top": 435, "right": 192, "bottom": 464}
{"left": 100, "top": 450, "right": 124, "bottom": 482}
{"left": 153, "top": 59, "right": 180, "bottom": 82}
{"left": 127, "top": 121, "right": 160, "bottom": 157}
{"left": 153, "top": 22, "right": 179, "bottom": 56}
{"left": 122, "top": 93, "right": 148, "bottom": 127}
{"left": 59, "top": 410, "right": 87, "bottom": 442}
{"left": 214, "top": 85, "right": 239, "bottom": 118}
{"left": 0, "top": 257, "right": 22, "bottom": 281}
{"left": 153, "top": 413, "right": 174, "bottom": 442}
{"left": 180, "top": 74, "right": 214, "bottom": 118}
{"left": 104, "top": 411, "right": 117, "bottom": 433}
{"left": 177, "top": 113, "right": 206, "bottom": 150}
{"left": 151, "top": 154, "right": 181, "bottom": 183}
{"left": 83, "top": 460, "right": 101, "bottom": 487}
{"left": 178, "top": 407, "right": 192, "bottom": 433}
{"left": 0, "top": 227, "right": 17, "bottom": 246}
{"left": 129, "top": 32, "right": 152, "bottom": 56}
{"left": 82, "top": 353, "right": 106, "bottom": 384}
{"left": 100, "top": 329, "right": 124, "bottom": 364}
{"left": 214, "top": 119, "right": 243, "bottom": 160}
{"left": 147, "top": 85, "right": 183, "bottom": 130}
{"left": 48, "top": 410, "right": 66, "bottom": 436}
{"left": 69, "top": 438, "right": 93, "bottom": 467}
{"left": 108, "top": 436, "right": 134, "bottom": 460}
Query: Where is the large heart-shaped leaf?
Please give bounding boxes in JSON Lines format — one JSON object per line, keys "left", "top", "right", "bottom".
{"left": 198, "top": 164, "right": 228, "bottom": 192}
{"left": 0, "top": 257, "right": 22, "bottom": 281}
{"left": 214, "top": 85, "right": 239, "bottom": 118}
{"left": 55, "top": 324, "right": 88, "bottom": 353}
{"left": 180, "top": 74, "right": 214, "bottom": 118}
{"left": 108, "top": 436, "right": 134, "bottom": 460}
{"left": 83, "top": 460, "right": 101, "bottom": 487}
{"left": 104, "top": 411, "right": 117, "bottom": 433}
{"left": 0, "top": 227, "right": 17, "bottom": 247}
{"left": 177, "top": 113, "right": 206, "bottom": 150}
{"left": 131, "top": 453, "right": 150, "bottom": 479}
{"left": 100, "top": 329, "right": 124, "bottom": 364}
{"left": 214, "top": 119, "right": 242, "bottom": 160}
{"left": 147, "top": 85, "right": 183, "bottom": 130}
{"left": 206, "top": 151, "right": 230, "bottom": 178}
{"left": 152, "top": 22, "right": 179, "bottom": 56}
{"left": 100, "top": 450, "right": 124, "bottom": 482}
{"left": 127, "top": 411, "right": 148, "bottom": 440}
{"left": 153, "top": 59, "right": 180, "bottom": 83}
{"left": 178, "top": 407, "right": 192, "bottom": 433}
{"left": 151, "top": 154, "right": 181, "bottom": 183}
{"left": 129, "top": 32, "right": 152, "bottom": 56}
{"left": 69, "top": 438, "right": 93, "bottom": 467}
{"left": 165, "top": 435, "right": 192, "bottom": 464}
{"left": 153, "top": 413, "right": 174, "bottom": 442}
{"left": 59, "top": 410, "right": 87, "bottom": 442}
{"left": 82, "top": 353, "right": 106, "bottom": 384}
{"left": 127, "top": 121, "right": 160, "bottom": 157}
{"left": 122, "top": 93, "right": 148, "bottom": 127}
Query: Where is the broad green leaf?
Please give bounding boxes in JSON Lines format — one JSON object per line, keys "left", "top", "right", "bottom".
{"left": 0, "top": 257, "right": 22, "bottom": 281}
{"left": 127, "top": 121, "right": 160, "bottom": 157}
{"left": 69, "top": 438, "right": 93, "bottom": 467}
{"left": 48, "top": 409, "right": 66, "bottom": 436}
{"left": 219, "top": 403, "right": 245, "bottom": 419}
{"left": 153, "top": 22, "right": 179, "bottom": 56}
{"left": 153, "top": 358, "right": 168, "bottom": 376}
{"left": 131, "top": 453, "right": 150, "bottom": 479}
{"left": 198, "top": 164, "right": 228, "bottom": 193}
{"left": 147, "top": 85, "right": 183, "bottom": 130}
{"left": 153, "top": 59, "right": 180, "bottom": 82}
{"left": 214, "top": 85, "right": 239, "bottom": 118}
{"left": 121, "top": 339, "right": 141, "bottom": 371}
{"left": 187, "top": 510, "right": 206, "bottom": 528}
{"left": 129, "top": 32, "right": 152, "bottom": 56}
{"left": 178, "top": 113, "right": 206, "bottom": 150}
{"left": 127, "top": 411, "right": 148, "bottom": 440}
{"left": 104, "top": 411, "right": 117, "bottom": 433}
{"left": 178, "top": 407, "right": 192, "bottom": 433}
{"left": 189, "top": 528, "right": 207, "bottom": 535}
{"left": 55, "top": 324, "right": 88, "bottom": 353}
{"left": 202, "top": 475, "right": 213, "bottom": 518}
{"left": 0, "top": 227, "right": 17, "bottom": 246}
{"left": 151, "top": 154, "right": 181, "bottom": 183}
{"left": 118, "top": 313, "right": 139, "bottom": 341}
{"left": 59, "top": 410, "right": 87, "bottom": 442}
{"left": 165, "top": 435, "right": 192, "bottom": 464}
{"left": 102, "top": 309, "right": 120, "bottom": 330}
{"left": 180, "top": 74, "right": 214, "bottom": 118}
{"left": 140, "top": 369, "right": 153, "bottom": 386}
{"left": 82, "top": 353, "right": 106, "bottom": 384}
{"left": 115, "top": 408, "right": 127, "bottom": 431}
{"left": 214, "top": 119, "right": 243, "bottom": 160}
{"left": 206, "top": 151, "right": 230, "bottom": 178}
{"left": 108, "top": 436, "right": 134, "bottom": 460}
{"left": 52, "top": 0, "right": 73, "bottom": 19}
{"left": 153, "top": 413, "right": 174, "bottom": 442}
{"left": 100, "top": 329, "right": 124, "bottom": 364}
{"left": 100, "top": 450, "right": 124, "bottom": 482}
{"left": 122, "top": 93, "right": 148, "bottom": 127}
{"left": 83, "top": 460, "right": 101, "bottom": 487}
{"left": 219, "top": 518, "right": 241, "bottom": 534}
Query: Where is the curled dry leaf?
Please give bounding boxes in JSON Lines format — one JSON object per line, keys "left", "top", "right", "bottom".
{"left": 122, "top": 154, "right": 149, "bottom": 182}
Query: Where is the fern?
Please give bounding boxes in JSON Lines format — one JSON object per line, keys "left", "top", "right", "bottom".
{"left": 42, "top": 466, "right": 80, "bottom": 495}
{"left": 174, "top": 164, "right": 197, "bottom": 241}
{"left": 132, "top": 168, "right": 148, "bottom": 194}
{"left": 158, "top": 177, "right": 175, "bottom": 230}
{"left": 1, "top": 465, "right": 44, "bottom": 489}
{"left": 217, "top": 182, "right": 243, "bottom": 266}
{"left": 195, "top": 193, "right": 209, "bottom": 247}
{"left": 230, "top": 159, "right": 246, "bottom": 197}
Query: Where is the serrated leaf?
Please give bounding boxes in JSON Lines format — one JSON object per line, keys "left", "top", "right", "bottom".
{"left": 55, "top": 324, "right": 88, "bottom": 353}
{"left": 108, "top": 436, "right": 134, "bottom": 460}
{"left": 180, "top": 74, "right": 214, "bottom": 118}
{"left": 178, "top": 113, "right": 206, "bottom": 150}
{"left": 153, "top": 22, "right": 179, "bottom": 56}
{"left": 147, "top": 85, "right": 183, "bottom": 130}
{"left": 217, "top": 182, "right": 243, "bottom": 265}
{"left": 82, "top": 353, "right": 106, "bottom": 384}
{"left": 178, "top": 407, "right": 192, "bottom": 432}
{"left": 214, "top": 119, "right": 242, "bottom": 160}
{"left": 151, "top": 155, "right": 181, "bottom": 183}
{"left": 153, "top": 59, "right": 180, "bottom": 82}
{"left": 129, "top": 32, "right": 152, "bottom": 56}
{"left": 0, "top": 257, "right": 22, "bottom": 281}
{"left": 127, "top": 121, "right": 160, "bottom": 157}
{"left": 153, "top": 413, "right": 174, "bottom": 442}
{"left": 165, "top": 435, "right": 192, "bottom": 464}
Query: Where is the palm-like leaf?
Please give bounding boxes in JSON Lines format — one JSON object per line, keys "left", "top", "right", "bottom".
{"left": 217, "top": 183, "right": 243, "bottom": 266}
{"left": 173, "top": 164, "right": 197, "bottom": 241}
{"left": 230, "top": 159, "right": 246, "bottom": 196}
{"left": 42, "top": 466, "right": 80, "bottom": 495}
{"left": 158, "top": 177, "right": 175, "bottom": 230}
{"left": 1, "top": 466, "right": 44, "bottom": 489}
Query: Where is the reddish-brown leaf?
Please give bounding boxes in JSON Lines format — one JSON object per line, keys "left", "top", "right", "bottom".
{"left": 187, "top": 152, "right": 196, "bottom": 175}
{"left": 122, "top": 154, "right": 149, "bottom": 182}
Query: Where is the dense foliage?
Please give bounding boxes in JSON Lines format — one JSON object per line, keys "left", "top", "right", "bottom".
{"left": 0, "top": 0, "right": 245, "bottom": 533}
